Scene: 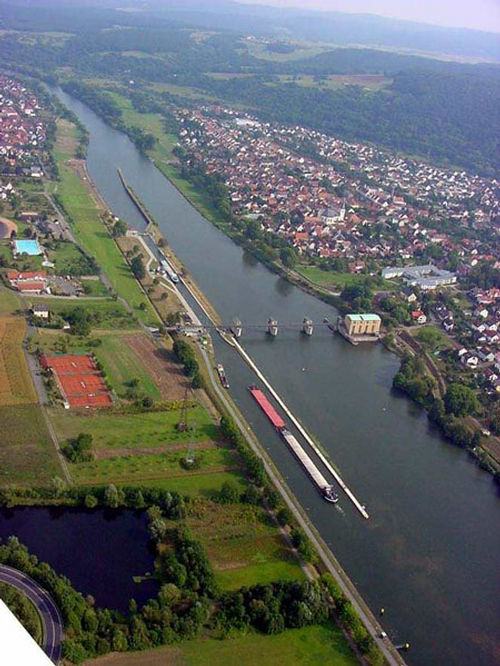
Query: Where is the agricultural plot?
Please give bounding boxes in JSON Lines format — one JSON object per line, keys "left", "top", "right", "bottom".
{"left": 122, "top": 334, "right": 189, "bottom": 400}
{"left": 187, "top": 503, "right": 305, "bottom": 590}
{"left": 70, "top": 446, "right": 239, "bottom": 485}
{"left": 0, "top": 404, "right": 61, "bottom": 487}
{"left": 48, "top": 405, "right": 218, "bottom": 450}
{"left": 93, "top": 333, "right": 162, "bottom": 401}
{"left": 0, "top": 317, "right": 36, "bottom": 406}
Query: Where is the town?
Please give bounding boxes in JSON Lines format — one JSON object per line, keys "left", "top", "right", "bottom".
{"left": 174, "top": 105, "right": 500, "bottom": 404}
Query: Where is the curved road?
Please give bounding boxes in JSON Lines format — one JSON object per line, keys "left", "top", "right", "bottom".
{"left": 200, "top": 343, "right": 406, "bottom": 666}
{"left": 0, "top": 565, "right": 63, "bottom": 664}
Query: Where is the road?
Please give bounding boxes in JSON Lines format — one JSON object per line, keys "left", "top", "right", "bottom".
{"left": 0, "top": 565, "right": 63, "bottom": 664}
{"left": 199, "top": 344, "right": 407, "bottom": 666}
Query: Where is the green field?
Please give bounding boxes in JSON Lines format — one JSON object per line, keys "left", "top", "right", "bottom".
{"left": 69, "top": 446, "right": 239, "bottom": 485}
{"left": 187, "top": 503, "right": 304, "bottom": 590}
{"left": 85, "top": 623, "right": 357, "bottom": 666}
{"left": 80, "top": 277, "right": 108, "bottom": 296}
{"left": 46, "top": 240, "right": 95, "bottom": 276}
{"left": 297, "top": 265, "right": 395, "bottom": 291}
{"left": 94, "top": 334, "right": 161, "bottom": 400}
{"left": 277, "top": 73, "right": 392, "bottom": 91}
{"left": 0, "top": 286, "right": 20, "bottom": 315}
{"left": 413, "top": 325, "right": 454, "bottom": 352}
{"left": 0, "top": 404, "right": 62, "bottom": 487}
{"left": 48, "top": 406, "right": 218, "bottom": 450}
{"left": 52, "top": 119, "right": 158, "bottom": 325}
{"left": 137, "top": 471, "right": 248, "bottom": 496}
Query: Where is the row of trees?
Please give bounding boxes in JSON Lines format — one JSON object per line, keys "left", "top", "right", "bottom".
{"left": 393, "top": 352, "right": 482, "bottom": 450}
{"left": 172, "top": 339, "right": 202, "bottom": 389}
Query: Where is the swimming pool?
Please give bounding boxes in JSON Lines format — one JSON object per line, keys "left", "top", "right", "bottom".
{"left": 14, "top": 239, "right": 42, "bottom": 256}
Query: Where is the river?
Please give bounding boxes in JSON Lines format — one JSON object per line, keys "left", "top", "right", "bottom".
{"left": 53, "top": 88, "right": 500, "bottom": 666}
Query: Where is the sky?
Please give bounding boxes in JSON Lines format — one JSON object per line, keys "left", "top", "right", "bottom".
{"left": 238, "top": 0, "right": 500, "bottom": 33}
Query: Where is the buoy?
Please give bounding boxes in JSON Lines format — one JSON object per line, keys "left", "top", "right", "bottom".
{"left": 380, "top": 607, "right": 385, "bottom": 615}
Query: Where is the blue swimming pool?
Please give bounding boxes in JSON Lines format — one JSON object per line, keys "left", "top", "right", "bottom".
{"left": 14, "top": 239, "right": 42, "bottom": 255}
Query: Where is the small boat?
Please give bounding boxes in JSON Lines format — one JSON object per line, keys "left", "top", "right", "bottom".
{"left": 267, "top": 318, "right": 278, "bottom": 336}
{"left": 322, "top": 486, "right": 339, "bottom": 503}
{"left": 216, "top": 363, "right": 229, "bottom": 388}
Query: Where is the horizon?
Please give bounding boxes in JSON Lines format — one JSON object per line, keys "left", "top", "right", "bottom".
{"left": 236, "top": 0, "right": 500, "bottom": 34}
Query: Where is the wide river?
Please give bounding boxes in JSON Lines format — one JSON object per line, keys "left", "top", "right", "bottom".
{"left": 54, "top": 89, "right": 499, "bottom": 666}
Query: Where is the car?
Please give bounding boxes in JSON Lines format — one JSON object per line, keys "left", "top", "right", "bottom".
{"left": 379, "top": 631, "right": 387, "bottom": 639}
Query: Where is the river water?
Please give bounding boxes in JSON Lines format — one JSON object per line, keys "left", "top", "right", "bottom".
{"left": 52, "top": 88, "right": 500, "bottom": 666}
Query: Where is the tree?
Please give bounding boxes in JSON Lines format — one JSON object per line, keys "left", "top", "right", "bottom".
{"left": 444, "top": 383, "right": 480, "bottom": 417}
{"left": 104, "top": 484, "right": 120, "bottom": 508}
{"left": 130, "top": 255, "right": 145, "bottom": 280}
{"left": 279, "top": 246, "right": 297, "bottom": 268}
{"left": 84, "top": 493, "right": 98, "bottom": 509}
{"left": 67, "top": 306, "right": 91, "bottom": 336}
{"left": 216, "top": 481, "right": 240, "bottom": 504}
{"left": 111, "top": 219, "right": 128, "bottom": 237}
{"left": 276, "top": 506, "right": 293, "bottom": 526}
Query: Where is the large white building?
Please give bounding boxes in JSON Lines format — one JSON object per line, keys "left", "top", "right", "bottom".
{"left": 382, "top": 264, "right": 456, "bottom": 290}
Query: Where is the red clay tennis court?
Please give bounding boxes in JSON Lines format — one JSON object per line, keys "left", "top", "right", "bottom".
{"left": 41, "top": 354, "right": 112, "bottom": 408}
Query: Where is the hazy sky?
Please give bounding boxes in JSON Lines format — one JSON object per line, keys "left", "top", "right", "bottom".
{"left": 238, "top": 0, "right": 500, "bottom": 33}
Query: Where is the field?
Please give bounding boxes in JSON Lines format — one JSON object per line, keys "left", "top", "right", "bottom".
{"left": 277, "top": 73, "right": 392, "bottom": 90}
{"left": 0, "top": 317, "right": 36, "bottom": 406}
{"left": 48, "top": 406, "right": 219, "bottom": 450}
{"left": 120, "top": 333, "right": 189, "bottom": 399}
{"left": 46, "top": 240, "right": 95, "bottom": 276}
{"left": 51, "top": 119, "right": 158, "bottom": 325}
{"left": 412, "top": 325, "right": 455, "bottom": 352}
{"left": 0, "top": 404, "right": 62, "bottom": 487}
{"left": 246, "top": 40, "right": 328, "bottom": 62}
{"left": 297, "top": 265, "right": 395, "bottom": 291}
{"left": 80, "top": 277, "right": 108, "bottom": 296}
{"left": 94, "top": 333, "right": 163, "bottom": 401}
{"left": 47, "top": 403, "right": 245, "bottom": 492}
{"left": 187, "top": 503, "right": 305, "bottom": 590}
{"left": 84, "top": 623, "right": 357, "bottom": 666}
{"left": 68, "top": 446, "right": 239, "bottom": 485}
{"left": 0, "top": 286, "right": 19, "bottom": 315}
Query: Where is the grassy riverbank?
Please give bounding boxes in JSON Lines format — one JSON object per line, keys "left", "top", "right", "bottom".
{"left": 50, "top": 118, "right": 158, "bottom": 326}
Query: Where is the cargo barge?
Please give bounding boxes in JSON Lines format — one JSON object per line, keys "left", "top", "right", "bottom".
{"left": 216, "top": 363, "right": 230, "bottom": 389}
{"left": 249, "top": 385, "right": 338, "bottom": 503}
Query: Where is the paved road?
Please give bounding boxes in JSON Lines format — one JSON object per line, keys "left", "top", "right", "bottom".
{"left": 199, "top": 344, "right": 406, "bottom": 666}
{"left": 0, "top": 565, "right": 63, "bottom": 664}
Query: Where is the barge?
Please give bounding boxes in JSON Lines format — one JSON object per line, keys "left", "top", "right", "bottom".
{"left": 249, "top": 385, "right": 338, "bottom": 503}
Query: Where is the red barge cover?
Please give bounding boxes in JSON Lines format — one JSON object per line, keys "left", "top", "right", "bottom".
{"left": 248, "top": 385, "right": 285, "bottom": 429}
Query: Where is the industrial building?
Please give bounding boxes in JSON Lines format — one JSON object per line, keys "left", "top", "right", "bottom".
{"left": 344, "top": 313, "right": 381, "bottom": 337}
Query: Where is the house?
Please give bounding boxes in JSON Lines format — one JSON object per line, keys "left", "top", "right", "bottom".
{"left": 461, "top": 353, "right": 479, "bottom": 368}
{"left": 443, "top": 318, "right": 454, "bottom": 332}
{"left": 411, "top": 310, "right": 427, "bottom": 324}
{"left": 31, "top": 304, "right": 49, "bottom": 319}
